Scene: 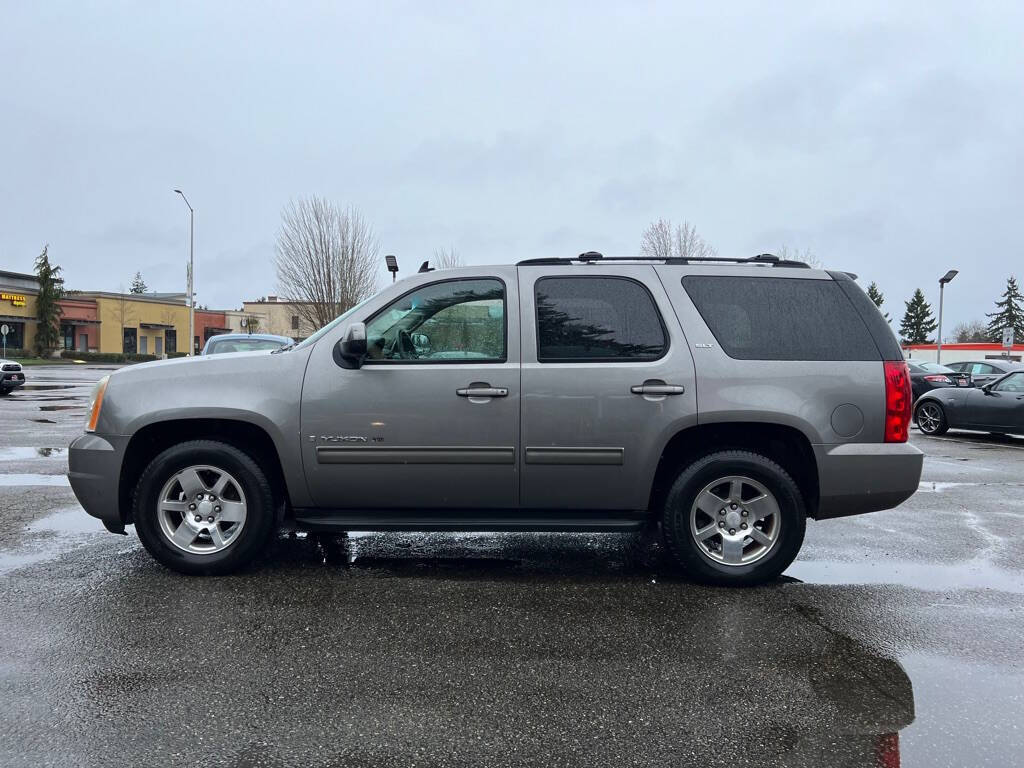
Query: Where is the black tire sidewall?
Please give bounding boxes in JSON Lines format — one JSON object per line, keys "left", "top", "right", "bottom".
{"left": 662, "top": 451, "right": 806, "bottom": 586}
{"left": 133, "top": 441, "right": 275, "bottom": 575}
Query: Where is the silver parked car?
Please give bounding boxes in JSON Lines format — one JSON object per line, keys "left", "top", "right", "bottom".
{"left": 201, "top": 332, "right": 294, "bottom": 355}
{"left": 68, "top": 253, "right": 923, "bottom": 585}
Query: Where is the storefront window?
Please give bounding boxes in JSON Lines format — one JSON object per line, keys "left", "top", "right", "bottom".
{"left": 1, "top": 321, "right": 26, "bottom": 350}
{"left": 123, "top": 328, "right": 137, "bottom": 354}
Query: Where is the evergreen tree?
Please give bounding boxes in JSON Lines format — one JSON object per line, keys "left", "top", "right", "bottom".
{"left": 866, "top": 281, "right": 890, "bottom": 322}
{"left": 129, "top": 271, "right": 148, "bottom": 294}
{"left": 33, "top": 245, "right": 64, "bottom": 356}
{"left": 985, "top": 276, "right": 1024, "bottom": 343}
{"left": 899, "top": 288, "right": 937, "bottom": 345}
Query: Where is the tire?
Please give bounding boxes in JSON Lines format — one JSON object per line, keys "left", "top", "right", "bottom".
{"left": 133, "top": 440, "right": 276, "bottom": 575}
{"left": 915, "top": 400, "right": 948, "bottom": 436}
{"left": 661, "top": 451, "right": 806, "bottom": 587}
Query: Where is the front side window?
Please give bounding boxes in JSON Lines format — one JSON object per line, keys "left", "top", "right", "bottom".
{"left": 971, "top": 363, "right": 996, "bottom": 375}
{"left": 535, "top": 276, "right": 667, "bottom": 362}
{"left": 993, "top": 372, "right": 1024, "bottom": 392}
{"left": 365, "top": 279, "right": 505, "bottom": 362}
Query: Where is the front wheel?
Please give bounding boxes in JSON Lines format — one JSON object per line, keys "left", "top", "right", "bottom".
{"left": 661, "top": 451, "right": 806, "bottom": 587}
{"left": 915, "top": 401, "right": 948, "bottom": 436}
{"left": 133, "top": 440, "right": 276, "bottom": 575}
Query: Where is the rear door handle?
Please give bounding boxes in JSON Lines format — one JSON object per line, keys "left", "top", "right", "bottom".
{"left": 457, "top": 386, "right": 509, "bottom": 398}
{"left": 631, "top": 382, "right": 685, "bottom": 396}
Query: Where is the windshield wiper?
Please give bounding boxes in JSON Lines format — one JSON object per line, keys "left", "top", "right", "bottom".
{"left": 271, "top": 343, "right": 296, "bottom": 354}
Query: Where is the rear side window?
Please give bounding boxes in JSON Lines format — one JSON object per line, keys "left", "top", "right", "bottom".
{"left": 535, "top": 276, "right": 667, "bottom": 362}
{"left": 681, "top": 276, "right": 881, "bottom": 361}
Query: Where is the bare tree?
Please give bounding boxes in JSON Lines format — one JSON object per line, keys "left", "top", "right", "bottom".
{"left": 274, "top": 197, "right": 380, "bottom": 331}
{"left": 776, "top": 244, "right": 823, "bottom": 269}
{"left": 432, "top": 246, "right": 465, "bottom": 269}
{"left": 640, "top": 219, "right": 717, "bottom": 260}
{"left": 952, "top": 319, "right": 988, "bottom": 343}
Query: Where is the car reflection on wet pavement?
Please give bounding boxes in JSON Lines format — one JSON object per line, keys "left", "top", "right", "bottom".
{"left": 1, "top": 366, "right": 1022, "bottom": 768}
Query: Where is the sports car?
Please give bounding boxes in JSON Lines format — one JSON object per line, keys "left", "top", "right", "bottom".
{"left": 915, "top": 370, "right": 1024, "bottom": 436}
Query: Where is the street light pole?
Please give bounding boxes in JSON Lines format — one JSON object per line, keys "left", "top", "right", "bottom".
{"left": 937, "top": 269, "right": 959, "bottom": 364}
{"left": 174, "top": 189, "right": 195, "bottom": 355}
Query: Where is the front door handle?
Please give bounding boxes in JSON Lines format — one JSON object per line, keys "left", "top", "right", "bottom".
{"left": 631, "top": 382, "right": 685, "bottom": 396}
{"left": 457, "top": 385, "right": 509, "bottom": 398}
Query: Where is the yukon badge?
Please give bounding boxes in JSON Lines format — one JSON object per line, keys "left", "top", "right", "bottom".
{"left": 308, "top": 435, "right": 368, "bottom": 443}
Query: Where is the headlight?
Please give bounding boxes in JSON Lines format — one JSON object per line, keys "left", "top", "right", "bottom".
{"left": 85, "top": 375, "right": 109, "bottom": 432}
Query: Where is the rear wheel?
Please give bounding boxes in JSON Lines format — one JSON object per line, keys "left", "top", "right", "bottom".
{"left": 915, "top": 401, "right": 948, "bottom": 436}
{"left": 661, "top": 451, "right": 806, "bottom": 587}
{"left": 133, "top": 440, "right": 275, "bottom": 575}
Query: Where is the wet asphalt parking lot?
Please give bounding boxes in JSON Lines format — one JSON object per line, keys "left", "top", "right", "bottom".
{"left": 0, "top": 365, "right": 1022, "bottom": 767}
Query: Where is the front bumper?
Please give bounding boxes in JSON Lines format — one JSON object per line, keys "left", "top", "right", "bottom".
{"left": 68, "top": 433, "right": 130, "bottom": 532}
{"left": 814, "top": 442, "right": 924, "bottom": 519}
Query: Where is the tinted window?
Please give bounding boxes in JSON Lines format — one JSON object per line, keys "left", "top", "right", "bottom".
{"left": 971, "top": 363, "right": 996, "bottom": 375}
{"left": 366, "top": 278, "right": 505, "bottom": 362}
{"left": 682, "top": 276, "right": 880, "bottom": 361}
{"left": 535, "top": 277, "right": 667, "bottom": 362}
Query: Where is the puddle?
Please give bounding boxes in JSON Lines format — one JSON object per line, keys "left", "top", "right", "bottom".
{"left": 38, "top": 405, "right": 82, "bottom": 411}
{"left": 0, "top": 473, "right": 70, "bottom": 487}
{"left": 0, "top": 508, "right": 111, "bottom": 575}
{"left": 0, "top": 447, "right": 67, "bottom": 461}
{"left": 20, "top": 384, "right": 76, "bottom": 391}
{"left": 917, "top": 481, "right": 983, "bottom": 492}
{"left": 788, "top": 558, "right": 1024, "bottom": 594}
{"left": 30, "top": 418, "right": 56, "bottom": 424}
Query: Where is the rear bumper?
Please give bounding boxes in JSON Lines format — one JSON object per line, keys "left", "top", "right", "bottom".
{"left": 1, "top": 371, "right": 25, "bottom": 390}
{"left": 68, "top": 433, "right": 130, "bottom": 530}
{"left": 814, "top": 442, "right": 924, "bottom": 519}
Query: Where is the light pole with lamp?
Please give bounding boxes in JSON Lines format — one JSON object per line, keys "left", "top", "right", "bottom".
{"left": 936, "top": 269, "right": 958, "bottom": 364}
{"left": 174, "top": 189, "right": 195, "bottom": 355}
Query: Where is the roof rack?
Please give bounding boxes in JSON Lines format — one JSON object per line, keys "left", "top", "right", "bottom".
{"left": 517, "top": 251, "right": 811, "bottom": 268}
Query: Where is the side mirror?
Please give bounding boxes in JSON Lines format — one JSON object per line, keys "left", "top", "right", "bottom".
{"left": 336, "top": 322, "right": 367, "bottom": 369}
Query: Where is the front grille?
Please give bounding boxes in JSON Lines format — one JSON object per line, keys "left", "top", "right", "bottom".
{"left": 1, "top": 364, "right": 21, "bottom": 372}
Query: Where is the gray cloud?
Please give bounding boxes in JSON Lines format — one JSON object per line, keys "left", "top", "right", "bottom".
{"left": 1, "top": 1, "right": 1022, "bottom": 331}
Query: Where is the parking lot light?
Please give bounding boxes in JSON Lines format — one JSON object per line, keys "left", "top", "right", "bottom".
{"left": 937, "top": 269, "right": 958, "bottom": 364}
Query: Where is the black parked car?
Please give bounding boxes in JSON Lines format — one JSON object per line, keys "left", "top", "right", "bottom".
{"left": 906, "top": 360, "right": 971, "bottom": 401}
{"left": 945, "top": 359, "right": 1024, "bottom": 387}
{"left": 915, "top": 370, "right": 1024, "bottom": 436}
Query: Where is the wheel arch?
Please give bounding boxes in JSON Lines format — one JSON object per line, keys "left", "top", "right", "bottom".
{"left": 118, "top": 418, "right": 292, "bottom": 525}
{"left": 647, "top": 421, "right": 820, "bottom": 519}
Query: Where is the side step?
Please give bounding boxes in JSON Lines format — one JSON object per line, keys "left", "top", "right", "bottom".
{"left": 292, "top": 509, "right": 649, "bottom": 533}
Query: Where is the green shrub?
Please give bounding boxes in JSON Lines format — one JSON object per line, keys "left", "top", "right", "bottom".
{"left": 1, "top": 348, "right": 30, "bottom": 359}
{"left": 124, "top": 353, "right": 159, "bottom": 363}
{"left": 167, "top": 352, "right": 188, "bottom": 358}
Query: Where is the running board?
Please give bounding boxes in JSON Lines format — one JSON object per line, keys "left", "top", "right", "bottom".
{"left": 292, "top": 509, "right": 649, "bottom": 533}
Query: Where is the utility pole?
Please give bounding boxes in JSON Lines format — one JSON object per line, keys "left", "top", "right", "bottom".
{"left": 174, "top": 189, "right": 195, "bottom": 354}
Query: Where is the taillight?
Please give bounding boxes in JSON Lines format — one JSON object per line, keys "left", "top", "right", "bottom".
{"left": 884, "top": 361, "right": 912, "bottom": 443}
{"left": 923, "top": 374, "right": 952, "bottom": 384}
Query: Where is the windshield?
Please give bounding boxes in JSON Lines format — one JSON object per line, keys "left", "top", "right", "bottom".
{"left": 207, "top": 338, "right": 288, "bottom": 355}
{"left": 292, "top": 297, "right": 375, "bottom": 351}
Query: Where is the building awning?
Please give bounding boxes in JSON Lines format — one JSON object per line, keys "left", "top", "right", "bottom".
{"left": 207, "top": 327, "right": 232, "bottom": 333}
{"left": 0, "top": 315, "right": 34, "bottom": 324}
{"left": 61, "top": 318, "right": 102, "bottom": 326}
{"left": 140, "top": 322, "right": 175, "bottom": 330}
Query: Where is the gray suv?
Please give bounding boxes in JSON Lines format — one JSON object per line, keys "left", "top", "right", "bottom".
{"left": 68, "top": 253, "right": 923, "bottom": 585}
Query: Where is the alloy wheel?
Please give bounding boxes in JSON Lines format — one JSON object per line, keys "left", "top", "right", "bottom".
{"left": 156, "top": 465, "right": 248, "bottom": 555}
{"left": 689, "top": 475, "right": 781, "bottom": 566}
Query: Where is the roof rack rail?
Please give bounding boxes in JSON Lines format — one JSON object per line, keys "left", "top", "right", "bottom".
{"left": 517, "top": 251, "right": 811, "bottom": 268}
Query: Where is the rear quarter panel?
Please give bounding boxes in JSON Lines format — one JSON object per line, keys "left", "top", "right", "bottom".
{"left": 654, "top": 265, "right": 886, "bottom": 444}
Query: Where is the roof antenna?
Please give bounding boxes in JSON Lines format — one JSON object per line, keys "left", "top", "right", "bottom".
{"left": 385, "top": 255, "right": 399, "bottom": 283}
{"left": 418, "top": 260, "right": 434, "bottom": 274}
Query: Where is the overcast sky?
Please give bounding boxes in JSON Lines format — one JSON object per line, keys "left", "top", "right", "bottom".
{"left": 2, "top": 1, "right": 1022, "bottom": 331}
